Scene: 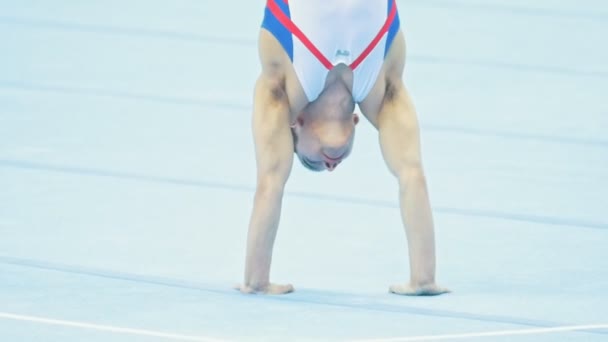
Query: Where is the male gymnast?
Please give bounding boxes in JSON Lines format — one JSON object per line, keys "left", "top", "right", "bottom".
{"left": 237, "top": 0, "right": 449, "bottom": 296}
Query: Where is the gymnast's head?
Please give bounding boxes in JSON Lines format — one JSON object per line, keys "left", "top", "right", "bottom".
{"left": 290, "top": 82, "right": 359, "bottom": 172}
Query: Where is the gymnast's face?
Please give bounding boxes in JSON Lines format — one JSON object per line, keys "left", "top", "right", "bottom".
{"left": 291, "top": 112, "right": 359, "bottom": 172}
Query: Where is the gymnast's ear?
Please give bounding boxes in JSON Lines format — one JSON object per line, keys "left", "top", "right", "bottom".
{"left": 353, "top": 113, "right": 360, "bottom": 125}
{"left": 290, "top": 116, "right": 304, "bottom": 128}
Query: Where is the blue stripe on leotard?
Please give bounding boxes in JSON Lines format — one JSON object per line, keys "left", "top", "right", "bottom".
{"left": 261, "top": 0, "right": 294, "bottom": 61}
{"left": 385, "top": 0, "right": 401, "bottom": 57}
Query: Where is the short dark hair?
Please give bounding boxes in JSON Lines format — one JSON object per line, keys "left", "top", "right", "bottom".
{"left": 290, "top": 126, "right": 298, "bottom": 152}
{"left": 290, "top": 127, "right": 324, "bottom": 172}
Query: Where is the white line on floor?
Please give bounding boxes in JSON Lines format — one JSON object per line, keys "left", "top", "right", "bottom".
{"left": 0, "top": 312, "right": 227, "bottom": 342}
{"left": 349, "top": 324, "right": 608, "bottom": 341}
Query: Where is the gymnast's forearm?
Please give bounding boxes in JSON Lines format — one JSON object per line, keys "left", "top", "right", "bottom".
{"left": 243, "top": 181, "right": 285, "bottom": 288}
{"left": 398, "top": 168, "right": 437, "bottom": 286}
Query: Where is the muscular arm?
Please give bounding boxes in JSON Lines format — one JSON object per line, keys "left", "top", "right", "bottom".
{"left": 239, "top": 75, "right": 295, "bottom": 294}
{"left": 377, "top": 81, "right": 449, "bottom": 296}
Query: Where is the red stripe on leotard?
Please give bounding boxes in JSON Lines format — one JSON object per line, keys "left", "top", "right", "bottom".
{"left": 267, "top": 0, "right": 334, "bottom": 69}
{"left": 267, "top": 0, "right": 397, "bottom": 71}
{"left": 349, "top": 0, "right": 397, "bottom": 70}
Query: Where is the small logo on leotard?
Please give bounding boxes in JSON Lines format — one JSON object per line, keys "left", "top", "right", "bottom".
{"left": 335, "top": 49, "right": 350, "bottom": 57}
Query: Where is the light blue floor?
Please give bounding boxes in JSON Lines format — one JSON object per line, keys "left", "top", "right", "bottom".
{"left": 1, "top": 1, "right": 607, "bottom": 341}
